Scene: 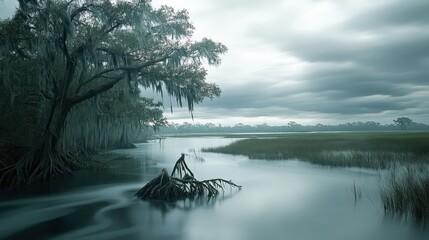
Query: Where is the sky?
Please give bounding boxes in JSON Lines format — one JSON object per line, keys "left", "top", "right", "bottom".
{"left": 2, "top": 0, "right": 429, "bottom": 126}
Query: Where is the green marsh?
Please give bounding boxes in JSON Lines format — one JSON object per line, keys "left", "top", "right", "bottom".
{"left": 204, "top": 132, "right": 429, "bottom": 169}
{"left": 204, "top": 131, "right": 429, "bottom": 224}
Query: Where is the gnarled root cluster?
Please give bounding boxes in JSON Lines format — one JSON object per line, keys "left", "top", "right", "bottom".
{"left": 0, "top": 146, "right": 88, "bottom": 189}
{"left": 136, "top": 154, "right": 241, "bottom": 201}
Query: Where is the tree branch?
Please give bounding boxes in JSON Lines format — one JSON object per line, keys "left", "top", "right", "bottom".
{"left": 70, "top": 5, "right": 94, "bottom": 21}
{"left": 75, "top": 54, "right": 172, "bottom": 93}
{"left": 68, "top": 73, "right": 125, "bottom": 106}
{"left": 65, "top": 21, "right": 123, "bottom": 93}
{"left": 61, "top": 28, "right": 70, "bottom": 61}
{"left": 69, "top": 21, "right": 122, "bottom": 63}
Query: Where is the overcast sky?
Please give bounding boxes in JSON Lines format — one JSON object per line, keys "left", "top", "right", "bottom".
{"left": 150, "top": 0, "right": 429, "bottom": 125}
{"left": 2, "top": 0, "right": 429, "bottom": 125}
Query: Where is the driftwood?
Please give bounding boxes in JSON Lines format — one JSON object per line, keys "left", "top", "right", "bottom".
{"left": 135, "top": 154, "right": 241, "bottom": 201}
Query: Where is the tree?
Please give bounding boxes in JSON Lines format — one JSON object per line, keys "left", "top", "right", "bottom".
{"left": 0, "top": 0, "right": 226, "bottom": 188}
{"left": 287, "top": 121, "right": 302, "bottom": 131}
{"left": 393, "top": 117, "right": 413, "bottom": 130}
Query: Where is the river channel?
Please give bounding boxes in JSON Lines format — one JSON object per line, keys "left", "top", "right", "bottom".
{"left": 0, "top": 137, "right": 428, "bottom": 240}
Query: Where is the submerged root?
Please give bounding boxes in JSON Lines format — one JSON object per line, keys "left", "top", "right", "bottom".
{"left": 135, "top": 169, "right": 189, "bottom": 201}
{"left": 136, "top": 154, "right": 241, "bottom": 201}
{"left": 0, "top": 147, "right": 88, "bottom": 189}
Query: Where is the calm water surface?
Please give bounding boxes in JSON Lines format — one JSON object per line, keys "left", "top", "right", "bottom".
{"left": 0, "top": 137, "right": 428, "bottom": 240}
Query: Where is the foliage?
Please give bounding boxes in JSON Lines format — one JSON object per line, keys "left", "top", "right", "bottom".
{"left": 394, "top": 117, "right": 413, "bottom": 130}
{"left": 0, "top": 0, "right": 226, "bottom": 188}
{"left": 1, "top": 0, "right": 225, "bottom": 124}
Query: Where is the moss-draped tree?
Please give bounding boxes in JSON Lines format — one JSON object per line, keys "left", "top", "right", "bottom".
{"left": 0, "top": 0, "right": 226, "bottom": 187}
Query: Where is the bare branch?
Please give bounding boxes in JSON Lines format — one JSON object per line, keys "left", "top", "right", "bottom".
{"left": 65, "top": 0, "right": 74, "bottom": 8}
{"left": 136, "top": 154, "right": 241, "bottom": 201}
{"left": 70, "top": 5, "right": 94, "bottom": 21}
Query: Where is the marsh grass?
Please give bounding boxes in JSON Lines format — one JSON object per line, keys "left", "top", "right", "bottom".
{"left": 204, "top": 132, "right": 429, "bottom": 225}
{"left": 352, "top": 181, "right": 363, "bottom": 206}
{"left": 203, "top": 132, "right": 429, "bottom": 169}
{"left": 380, "top": 165, "right": 429, "bottom": 226}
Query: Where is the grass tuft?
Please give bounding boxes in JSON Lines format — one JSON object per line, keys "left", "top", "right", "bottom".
{"left": 380, "top": 165, "right": 429, "bottom": 226}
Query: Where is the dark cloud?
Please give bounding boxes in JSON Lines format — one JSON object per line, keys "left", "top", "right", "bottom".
{"left": 277, "top": 30, "right": 429, "bottom": 73}
{"left": 228, "top": 0, "right": 429, "bottom": 123}
{"left": 3, "top": 0, "right": 428, "bottom": 124}
{"left": 346, "top": 0, "right": 429, "bottom": 30}
{"left": 198, "top": 80, "right": 408, "bottom": 116}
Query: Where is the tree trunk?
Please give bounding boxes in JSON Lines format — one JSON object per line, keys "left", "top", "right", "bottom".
{"left": 117, "top": 124, "right": 136, "bottom": 149}
{"left": 44, "top": 98, "right": 69, "bottom": 149}
{"left": 1, "top": 98, "right": 84, "bottom": 187}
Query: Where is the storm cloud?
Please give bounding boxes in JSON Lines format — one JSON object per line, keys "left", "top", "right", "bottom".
{"left": 151, "top": 0, "right": 429, "bottom": 125}
{"left": 2, "top": 0, "right": 429, "bottom": 125}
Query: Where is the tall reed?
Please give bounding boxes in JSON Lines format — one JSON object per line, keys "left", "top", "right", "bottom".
{"left": 380, "top": 165, "right": 429, "bottom": 226}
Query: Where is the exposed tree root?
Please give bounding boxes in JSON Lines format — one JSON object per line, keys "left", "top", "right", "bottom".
{"left": 0, "top": 145, "right": 89, "bottom": 189}
{"left": 0, "top": 143, "right": 29, "bottom": 168}
{"left": 136, "top": 154, "right": 241, "bottom": 201}
{"left": 135, "top": 168, "right": 189, "bottom": 201}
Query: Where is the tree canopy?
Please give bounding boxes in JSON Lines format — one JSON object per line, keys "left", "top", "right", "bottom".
{"left": 394, "top": 117, "right": 413, "bottom": 130}
{"left": 0, "top": 0, "right": 227, "bottom": 188}
{"left": 1, "top": 0, "right": 225, "bottom": 110}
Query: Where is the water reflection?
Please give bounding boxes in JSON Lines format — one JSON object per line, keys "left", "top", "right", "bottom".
{"left": 149, "top": 194, "right": 232, "bottom": 217}
{"left": 0, "top": 137, "right": 428, "bottom": 240}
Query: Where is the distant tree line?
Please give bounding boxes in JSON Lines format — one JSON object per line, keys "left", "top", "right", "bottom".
{"left": 159, "top": 118, "right": 429, "bottom": 134}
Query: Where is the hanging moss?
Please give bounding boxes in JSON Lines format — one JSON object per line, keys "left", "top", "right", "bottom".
{"left": 0, "top": 0, "right": 226, "bottom": 189}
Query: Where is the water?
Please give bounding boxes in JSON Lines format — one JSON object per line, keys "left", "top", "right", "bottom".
{"left": 0, "top": 137, "right": 428, "bottom": 240}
